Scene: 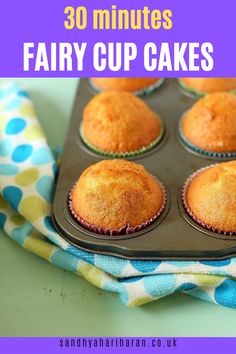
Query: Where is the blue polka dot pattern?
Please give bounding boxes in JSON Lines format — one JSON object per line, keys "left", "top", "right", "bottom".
{"left": 2, "top": 186, "right": 22, "bottom": 210}
{"left": 12, "top": 223, "right": 33, "bottom": 245}
{"left": 31, "top": 147, "right": 53, "bottom": 165}
{"left": 0, "top": 139, "right": 12, "bottom": 157}
{"left": 51, "top": 250, "right": 79, "bottom": 272}
{"left": 12, "top": 144, "right": 33, "bottom": 163}
{"left": 200, "top": 259, "right": 231, "bottom": 267}
{"left": 36, "top": 176, "right": 54, "bottom": 203}
{"left": 2, "top": 83, "right": 236, "bottom": 309}
{"left": 66, "top": 245, "right": 95, "bottom": 265}
{"left": 0, "top": 163, "right": 19, "bottom": 175}
{"left": 144, "top": 274, "right": 176, "bottom": 297}
{"left": 95, "top": 254, "right": 127, "bottom": 276}
{"left": 18, "top": 90, "right": 30, "bottom": 98}
{"left": 0, "top": 213, "right": 7, "bottom": 229}
{"left": 131, "top": 260, "right": 161, "bottom": 273}
{"left": 214, "top": 279, "right": 236, "bottom": 307}
{"left": 44, "top": 216, "right": 57, "bottom": 233}
{"left": 177, "top": 283, "right": 197, "bottom": 291}
{"left": 6, "top": 118, "right": 26, "bottom": 135}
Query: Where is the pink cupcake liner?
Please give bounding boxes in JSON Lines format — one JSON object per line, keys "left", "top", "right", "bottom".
{"left": 68, "top": 179, "right": 167, "bottom": 236}
{"left": 182, "top": 164, "right": 236, "bottom": 236}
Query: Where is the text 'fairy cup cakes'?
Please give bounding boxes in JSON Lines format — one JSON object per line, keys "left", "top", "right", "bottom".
{"left": 182, "top": 161, "right": 236, "bottom": 236}
{"left": 90, "top": 78, "right": 164, "bottom": 96}
{"left": 178, "top": 78, "right": 236, "bottom": 96}
{"left": 179, "top": 92, "right": 236, "bottom": 158}
{"left": 69, "top": 159, "right": 167, "bottom": 236}
{"left": 80, "top": 91, "right": 164, "bottom": 157}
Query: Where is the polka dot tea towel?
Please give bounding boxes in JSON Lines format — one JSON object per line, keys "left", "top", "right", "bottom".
{"left": 1, "top": 83, "right": 236, "bottom": 308}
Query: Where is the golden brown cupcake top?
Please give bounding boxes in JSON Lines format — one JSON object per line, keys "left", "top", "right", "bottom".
{"left": 180, "top": 78, "right": 236, "bottom": 94}
{"left": 181, "top": 92, "right": 236, "bottom": 152}
{"left": 186, "top": 161, "right": 236, "bottom": 233}
{"left": 91, "top": 78, "right": 159, "bottom": 92}
{"left": 82, "top": 91, "right": 162, "bottom": 153}
{"left": 71, "top": 159, "right": 164, "bottom": 230}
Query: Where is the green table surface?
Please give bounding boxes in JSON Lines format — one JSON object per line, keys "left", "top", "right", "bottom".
{"left": 0, "top": 78, "right": 235, "bottom": 337}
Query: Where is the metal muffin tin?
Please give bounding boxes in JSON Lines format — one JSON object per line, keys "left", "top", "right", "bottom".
{"left": 52, "top": 78, "right": 236, "bottom": 260}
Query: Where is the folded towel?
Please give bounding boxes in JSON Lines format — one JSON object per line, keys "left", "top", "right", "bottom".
{"left": 1, "top": 83, "right": 236, "bottom": 308}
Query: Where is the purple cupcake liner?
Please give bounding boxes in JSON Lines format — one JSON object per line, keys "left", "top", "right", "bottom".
{"left": 182, "top": 164, "right": 236, "bottom": 236}
{"left": 68, "top": 179, "right": 167, "bottom": 236}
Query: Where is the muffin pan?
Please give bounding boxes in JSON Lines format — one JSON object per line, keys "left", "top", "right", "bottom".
{"left": 52, "top": 78, "right": 236, "bottom": 260}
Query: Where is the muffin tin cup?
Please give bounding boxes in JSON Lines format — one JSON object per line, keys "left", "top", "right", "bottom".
{"left": 68, "top": 178, "right": 168, "bottom": 236}
{"left": 79, "top": 121, "right": 165, "bottom": 159}
{"left": 88, "top": 78, "right": 165, "bottom": 97}
{"left": 182, "top": 165, "right": 236, "bottom": 238}
{"left": 177, "top": 78, "right": 236, "bottom": 98}
{"left": 178, "top": 114, "right": 236, "bottom": 160}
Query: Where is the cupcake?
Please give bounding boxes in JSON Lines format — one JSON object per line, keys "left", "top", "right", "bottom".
{"left": 179, "top": 92, "right": 236, "bottom": 157}
{"left": 69, "top": 159, "right": 167, "bottom": 235}
{"left": 179, "top": 78, "right": 236, "bottom": 96}
{"left": 182, "top": 161, "right": 236, "bottom": 235}
{"left": 90, "top": 78, "right": 162, "bottom": 95}
{"left": 81, "top": 91, "right": 164, "bottom": 157}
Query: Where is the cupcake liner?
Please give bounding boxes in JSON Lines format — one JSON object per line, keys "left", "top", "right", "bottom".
{"left": 177, "top": 78, "right": 206, "bottom": 97}
{"left": 178, "top": 114, "right": 236, "bottom": 159}
{"left": 80, "top": 121, "right": 165, "bottom": 158}
{"left": 68, "top": 179, "right": 167, "bottom": 236}
{"left": 177, "top": 78, "right": 236, "bottom": 98}
{"left": 182, "top": 165, "right": 236, "bottom": 236}
{"left": 88, "top": 78, "right": 165, "bottom": 97}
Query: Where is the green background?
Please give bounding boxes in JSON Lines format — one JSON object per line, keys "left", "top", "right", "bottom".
{"left": 0, "top": 78, "right": 235, "bottom": 336}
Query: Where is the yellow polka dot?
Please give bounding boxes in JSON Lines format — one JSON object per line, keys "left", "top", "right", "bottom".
{"left": 15, "top": 168, "right": 39, "bottom": 186}
{"left": 19, "top": 196, "right": 46, "bottom": 222}
{"left": 18, "top": 104, "right": 36, "bottom": 118}
{"left": 24, "top": 236, "right": 54, "bottom": 260}
{"left": 10, "top": 214, "right": 25, "bottom": 226}
{"left": 0, "top": 195, "right": 8, "bottom": 209}
{"left": 128, "top": 296, "right": 153, "bottom": 307}
{"left": 24, "top": 125, "right": 45, "bottom": 141}
{"left": 194, "top": 274, "right": 222, "bottom": 286}
{"left": 79, "top": 264, "right": 104, "bottom": 288}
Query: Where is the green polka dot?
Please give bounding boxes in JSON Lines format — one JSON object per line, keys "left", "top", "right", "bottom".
{"left": 194, "top": 274, "right": 222, "bottom": 286}
{"left": 0, "top": 195, "right": 8, "bottom": 209}
{"left": 24, "top": 236, "right": 54, "bottom": 260}
{"left": 24, "top": 125, "right": 45, "bottom": 141}
{"left": 129, "top": 296, "right": 153, "bottom": 307}
{"left": 10, "top": 214, "right": 25, "bottom": 226}
{"left": 19, "top": 196, "right": 46, "bottom": 222}
{"left": 79, "top": 264, "right": 104, "bottom": 288}
{"left": 15, "top": 168, "right": 39, "bottom": 186}
{"left": 18, "top": 104, "right": 36, "bottom": 118}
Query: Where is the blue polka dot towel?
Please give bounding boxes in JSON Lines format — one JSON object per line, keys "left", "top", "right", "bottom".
{"left": 1, "top": 83, "right": 236, "bottom": 307}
